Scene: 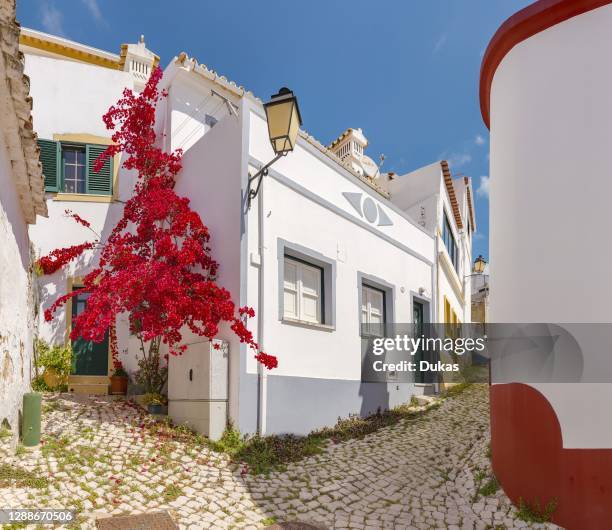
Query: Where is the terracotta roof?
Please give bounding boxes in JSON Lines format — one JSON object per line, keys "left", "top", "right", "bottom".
{"left": 464, "top": 176, "right": 476, "bottom": 231}
{"left": 480, "top": 0, "right": 612, "bottom": 128}
{"left": 1, "top": 1, "right": 47, "bottom": 222}
{"left": 440, "top": 160, "right": 463, "bottom": 230}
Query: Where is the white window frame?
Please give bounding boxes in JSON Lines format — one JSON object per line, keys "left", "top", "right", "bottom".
{"left": 357, "top": 272, "right": 395, "bottom": 338}
{"left": 361, "top": 284, "right": 386, "bottom": 327}
{"left": 283, "top": 256, "right": 323, "bottom": 324}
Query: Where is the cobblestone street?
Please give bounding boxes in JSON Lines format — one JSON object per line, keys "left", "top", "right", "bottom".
{"left": 0, "top": 385, "right": 560, "bottom": 529}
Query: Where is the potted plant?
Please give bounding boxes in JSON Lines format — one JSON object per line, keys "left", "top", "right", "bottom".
{"left": 109, "top": 362, "right": 128, "bottom": 395}
{"left": 143, "top": 393, "right": 165, "bottom": 414}
{"left": 34, "top": 339, "right": 72, "bottom": 392}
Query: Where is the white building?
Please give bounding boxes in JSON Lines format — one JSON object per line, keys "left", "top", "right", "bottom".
{"left": 0, "top": 1, "right": 47, "bottom": 434}
{"left": 382, "top": 161, "right": 474, "bottom": 329}
{"left": 23, "top": 30, "right": 474, "bottom": 436}
{"left": 22, "top": 28, "right": 159, "bottom": 394}
{"left": 483, "top": 1, "right": 612, "bottom": 527}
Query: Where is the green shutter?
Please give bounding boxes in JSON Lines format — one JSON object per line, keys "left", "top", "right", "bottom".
{"left": 86, "top": 144, "right": 113, "bottom": 196}
{"left": 38, "top": 139, "right": 60, "bottom": 192}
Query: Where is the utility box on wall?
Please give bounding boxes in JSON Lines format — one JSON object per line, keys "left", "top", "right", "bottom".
{"left": 167, "top": 339, "right": 228, "bottom": 441}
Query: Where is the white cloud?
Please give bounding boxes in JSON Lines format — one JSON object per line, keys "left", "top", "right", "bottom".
{"left": 477, "top": 175, "right": 490, "bottom": 199}
{"left": 41, "top": 1, "right": 65, "bottom": 36}
{"left": 433, "top": 34, "right": 447, "bottom": 54}
{"left": 81, "top": 0, "right": 103, "bottom": 22}
{"left": 475, "top": 134, "right": 486, "bottom": 146}
{"left": 448, "top": 153, "right": 472, "bottom": 168}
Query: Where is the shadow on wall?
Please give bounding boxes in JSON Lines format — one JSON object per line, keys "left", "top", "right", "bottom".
{"left": 359, "top": 337, "right": 389, "bottom": 417}
{"left": 36, "top": 153, "right": 135, "bottom": 349}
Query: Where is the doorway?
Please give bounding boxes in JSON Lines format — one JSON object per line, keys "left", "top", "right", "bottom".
{"left": 71, "top": 288, "right": 109, "bottom": 376}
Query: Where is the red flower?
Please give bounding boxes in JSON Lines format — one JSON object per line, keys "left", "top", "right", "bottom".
{"left": 37, "top": 242, "right": 95, "bottom": 275}
{"left": 64, "top": 209, "right": 91, "bottom": 229}
{"left": 39, "top": 68, "right": 277, "bottom": 370}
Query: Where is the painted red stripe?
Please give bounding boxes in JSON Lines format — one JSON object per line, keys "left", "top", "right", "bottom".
{"left": 480, "top": 0, "right": 612, "bottom": 128}
{"left": 491, "top": 383, "right": 612, "bottom": 529}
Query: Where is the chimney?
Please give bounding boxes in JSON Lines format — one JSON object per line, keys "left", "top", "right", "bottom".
{"left": 120, "top": 35, "right": 158, "bottom": 92}
{"left": 328, "top": 128, "right": 369, "bottom": 175}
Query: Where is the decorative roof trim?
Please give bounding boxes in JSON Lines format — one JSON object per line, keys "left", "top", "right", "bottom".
{"left": 328, "top": 128, "right": 369, "bottom": 149}
{"left": 1, "top": 4, "right": 47, "bottom": 222}
{"left": 174, "top": 53, "right": 388, "bottom": 198}
{"left": 440, "top": 160, "right": 463, "bottom": 230}
{"left": 480, "top": 0, "right": 612, "bottom": 128}
{"left": 464, "top": 176, "right": 476, "bottom": 232}
{"left": 19, "top": 28, "right": 160, "bottom": 72}
{"left": 20, "top": 29, "right": 121, "bottom": 70}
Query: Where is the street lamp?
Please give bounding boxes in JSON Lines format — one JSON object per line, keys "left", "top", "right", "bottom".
{"left": 473, "top": 255, "right": 487, "bottom": 274}
{"left": 248, "top": 87, "right": 302, "bottom": 208}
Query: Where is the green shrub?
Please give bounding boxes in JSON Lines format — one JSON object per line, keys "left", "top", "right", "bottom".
{"left": 162, "top": 483, "right": 183, "bottom": 501}
{"left": 0, "top": 426, "right": 11, "bottom": 440}
{"left": 517, "top": 497, "right": 558, "bottom": 523}
{"left": 31, "top": 375, "right": 51, "bottom": 392}
{"left": 142, "top": 393, "right": 165, "bottom": 406}
{"left": 135, "top": 350, "right": 167, "bottom": 394}
{"left": 209, "top": 423, "right": 244, "bottom": 455}
{"left": 152, "top": 383, "right": 467, "bottom": 475}
{"left": 33, "top": 339, "right": 72, "bottom": 389}
{"left": 206, "top": 390, "right": 453, "bottom": 474}
{"left": 440, "top": 381, "right": 472, "bottom": 398}
{"left": 478, "top": 476, "right": 500, "bottom": 496}
{"left": 112, "top": 363, "right": 128, "bottom": 377}
{"left": 0, "top": 464, "right": 48, "bottom": 488}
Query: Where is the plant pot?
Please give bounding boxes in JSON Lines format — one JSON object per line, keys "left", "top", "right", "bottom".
{"left": 109, "top": 375, "right": 128, "bottom": 395}
{"left": 43, "top": 368, "right": 66, "bottom": 390}
{"left": 148, "top": 403, "right": 162, "bottom": 414}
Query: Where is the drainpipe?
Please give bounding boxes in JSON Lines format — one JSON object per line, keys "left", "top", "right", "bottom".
{"left": 433, "top": 227, "right": 440, "bottom": 395}
{"left": 256, "top": 173, "right": 267, "bottom": 435}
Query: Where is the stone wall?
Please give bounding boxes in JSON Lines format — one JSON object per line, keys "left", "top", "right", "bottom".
{"left": 0, "top": 0, "right": 47, "bottom": 438}
{"left": 0, "top": 137, "right": 34, "bottom": 435}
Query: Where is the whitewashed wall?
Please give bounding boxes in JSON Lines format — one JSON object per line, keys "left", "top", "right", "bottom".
{"left": 387, "top": 163, "right": 472, "bottom": 324}
{"left": 171, "top": 74, "right": 438, "bottom": 433}
{"left": 438, "top": 180, "right": 468, "bottom": 323}
{"left": 25, "top": 55, "right": 130, "bottom": 139}
{"left": 247, "top": 109, "right": 434, "bottom": 379}
{"left": 174, "top": 107, "right": 244, "bottom": 424}
{"left": 24, "top": 53, "right": 139, "bottom": 372}
{"left": 0, "top": 136, "right": 34, "bottom": 432}
{"left": 489, "top": 4, "right": 612, "bottom": 447}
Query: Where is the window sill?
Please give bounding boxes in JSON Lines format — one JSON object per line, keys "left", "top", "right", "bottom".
{"left": 52, "top": 193, "right": 114, "bottom": 203}
{"left": 281, "top": 318, "right": 335, "bottom": 332}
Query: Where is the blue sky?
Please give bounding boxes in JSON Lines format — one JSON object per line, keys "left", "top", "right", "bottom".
{"left": 18, "top": 0, "right": 534, "bottom": 262}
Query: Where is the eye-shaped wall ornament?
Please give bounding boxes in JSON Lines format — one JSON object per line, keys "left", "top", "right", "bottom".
{"left": 342, "top": 192, "right": 393, "bottom": 227}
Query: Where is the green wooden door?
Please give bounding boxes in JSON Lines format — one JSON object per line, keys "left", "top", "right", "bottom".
{"left": 413, "top": 301, "right": 425, "bottom": 384}
{"left": 71, "top": 289, "right": 109, "bottom": 376}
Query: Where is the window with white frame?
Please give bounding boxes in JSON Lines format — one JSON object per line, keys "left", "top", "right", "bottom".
{"left": 361, "top": 284, "right": 386, "bottom": 328}
{"left": 283, "top": 256, "right": 323, "bottom": 324}
{"left": 442, "top": 211, "right": 459, "bottom": 271}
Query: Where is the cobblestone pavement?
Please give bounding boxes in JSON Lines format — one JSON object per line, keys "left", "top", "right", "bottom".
{"left": 0, "top": 385, "right": 561, "bottom": 529}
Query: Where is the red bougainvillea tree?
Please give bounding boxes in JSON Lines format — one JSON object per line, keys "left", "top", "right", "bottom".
{"left": 39, "top": 67, "right": 277, "bottom": 392}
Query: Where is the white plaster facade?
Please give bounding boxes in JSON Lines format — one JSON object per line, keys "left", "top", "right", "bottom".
{"left": 384, "top": 162, "right": 474, "bottom": 328}
{"left": 22, "top": 29, "right": 475, "bottom": 435}
{"left": 0, "top": 1, "right": 47, "bottom": 435}
{"left": 23, "top": 32, "right": 158, "bottom": 384}
{"left": 488, "top": 3, "right": 612, "bottom": 449}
